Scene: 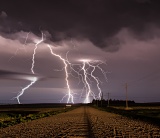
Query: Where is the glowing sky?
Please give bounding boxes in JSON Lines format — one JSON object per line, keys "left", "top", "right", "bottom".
{"left": 0, "top": 0, "right": 160, "bottom": 104}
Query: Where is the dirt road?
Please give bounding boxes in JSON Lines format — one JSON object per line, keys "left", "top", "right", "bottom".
{"left": 0, "top": 106, "right": 160, "bottom": 138}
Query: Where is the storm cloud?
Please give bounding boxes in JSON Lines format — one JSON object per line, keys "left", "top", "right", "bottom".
{"left": 1, "top": 0, "right": 160, "bottom": 51}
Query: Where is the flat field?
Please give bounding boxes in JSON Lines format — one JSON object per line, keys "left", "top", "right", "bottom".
{"left": 100, "top": 104, "right": 160, "bottom": 126}
{"left": 0, "top": 103, "right": 78, "bottom": 128}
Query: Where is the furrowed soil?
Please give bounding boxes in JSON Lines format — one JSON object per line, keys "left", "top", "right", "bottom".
{"left": 0, "top": 106, "right": 160, "bottom": 138}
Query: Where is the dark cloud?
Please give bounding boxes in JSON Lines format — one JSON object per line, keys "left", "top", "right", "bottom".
{"left": 0, "top": 0, "right": 160, "bottom": 51}
{"left": 0, "top": 11, "right": 7, "bottom": 18}
{"left": 0, "top": 70, "right": 42, "bottom": 81}
{"left": 135, "top": 0, "right": 151, "bottom": 3}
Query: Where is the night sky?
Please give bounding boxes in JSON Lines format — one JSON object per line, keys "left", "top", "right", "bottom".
{"left": 0, "top": 0, "right": 160, "bottom": 104}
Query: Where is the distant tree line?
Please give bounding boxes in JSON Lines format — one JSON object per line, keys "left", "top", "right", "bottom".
{"left": 91, "top": 99, "right": 135, "bottom": 107}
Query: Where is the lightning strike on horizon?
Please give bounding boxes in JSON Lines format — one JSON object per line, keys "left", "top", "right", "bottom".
{"left": 12, "top": 32, "right": 43, "bottom": 104}
{"left": 47, "top": 44, "right": 74, "bottom": 103}
{"left": 10, "top": 31, "right": 107, "bottom": 104}
{"left": 12, "top": 77, "right": 37, "bottom": 104}
{"left": 65, "top": 50, "right": 107, "bottom": 103}
{"left": 88, "top": 62, "right": 103, "bottom": 100}
{"left": 81, "top": 61, "right": 92, "bottom": 103}
{"left": 79, "top": 59, "right": 107, "bottom": 103}
{"left": 65, "top": 51, "right": 93, "bottom": 102}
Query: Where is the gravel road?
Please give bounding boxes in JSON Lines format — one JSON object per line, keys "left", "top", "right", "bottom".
{"left": 0, "top": 106, "right": 160, "bottom": 138}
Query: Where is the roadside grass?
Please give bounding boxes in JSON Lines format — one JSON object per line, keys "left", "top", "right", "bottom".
{"left": 0, "top": 107, "right": 76, "bottom": 128}
{"left": 93, "top": 105, "right": 160, "bottom": 126}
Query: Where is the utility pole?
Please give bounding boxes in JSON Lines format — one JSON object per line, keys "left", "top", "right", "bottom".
{"left": 97, "top": 98, "right": 99, "bottom": 107}
{"left": 125, "top": 83, "right": 128, "bottom": 109}
{"left": 101, "top": 92, "right": 103, "bottom": 107}
{"left": 107, "top": 92, "right": 110, "bottom": 107}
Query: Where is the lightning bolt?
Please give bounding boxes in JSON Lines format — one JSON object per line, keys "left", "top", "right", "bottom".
{"left": 31, "top": 32, "right": 44, "bottom": 74}
{"left": 79, "top": 59, "right": 107, "bottom": 103}
{"left": 82, "top": 61, "right": 92, "bottom": 103}
{"left": 8, "top": 32, "right": 30, "bottom": 62}
{"left": 65, "top": 50, "right": 107, "bottom": 103}
{"left": 10, "top": 31, "right": 108, "bottom": 104}
{"left": 12, "top": 32, "right": 44, "bottom": 104}
{"left": 87, "top": 62, "right": 103, "bottom": 100}
{"left": 12, "top": 77, "right": 37, "bottom": 104}
{"left": 47, "top": 44, "right": 74, "bottom": 103}
{"left": 65, "top": 51, "right": 92, "bottom": 102}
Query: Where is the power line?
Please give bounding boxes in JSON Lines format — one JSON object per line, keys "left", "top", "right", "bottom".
{"left": 125, "top": 83, "right": 128, "bottom": 109}
{"left": 127, "top": 68, "right": 160, "bottom": 85}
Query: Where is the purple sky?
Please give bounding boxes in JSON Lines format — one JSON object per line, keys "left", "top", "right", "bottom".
{"left": 0, "top": 0, "right": 160, "bottom": 104}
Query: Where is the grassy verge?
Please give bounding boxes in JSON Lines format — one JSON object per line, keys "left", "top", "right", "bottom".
{"left": 0, "top": 107, "right": 76, "bottom": 128}
{"left": 92, "top": 105, "right": 160, "bottom": 127}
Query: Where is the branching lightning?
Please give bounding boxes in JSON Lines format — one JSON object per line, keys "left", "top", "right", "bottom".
{"left": 88, "top": 62, "right": 103, "bottom": 100}
{"left": 12, "top": 32, "right": 44, "bottom": 104}
{"left": 78, "top": 59, "right": 107, "bottom": 103}
{"left": 10, "top": 31, "right": 108, "bottom": 104}
{"left": 12, "top": 77, "right": 37, "bottom": 104}
{"left": 81, "top": 61, "right": 92, "bottom": 103}
{"left": 47, "top": 44, "right": 74, "bottom": 103}
{"left": 59, "top": 50, "right": 108, "bottom": 103}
